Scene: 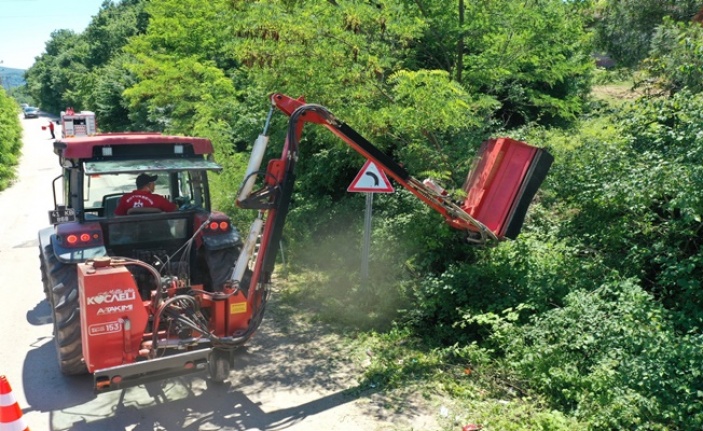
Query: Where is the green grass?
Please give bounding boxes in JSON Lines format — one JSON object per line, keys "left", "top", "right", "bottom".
{"left": 272, "top": 268, "right": 588, "bottom": 430}
{"left": 590, "top": 69, "right": 645, "bottom": 108}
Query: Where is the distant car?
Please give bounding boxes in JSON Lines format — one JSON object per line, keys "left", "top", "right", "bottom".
{"left": 23, "top": 107, "right": 39, "bottom": 119}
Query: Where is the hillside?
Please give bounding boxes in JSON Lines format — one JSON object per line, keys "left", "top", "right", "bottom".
{"left": 0, "top": 67, "right": 26, "bottom": 90}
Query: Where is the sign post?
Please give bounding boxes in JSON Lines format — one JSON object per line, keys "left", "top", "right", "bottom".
{"left": 361, "top": 193, "right": 373, "bottom": 279}
{"left": 347, "top": 161, "right": 395, "bottom": 281}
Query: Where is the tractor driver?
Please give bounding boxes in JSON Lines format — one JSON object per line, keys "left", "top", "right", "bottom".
{"left": 114, "top": 173, "right": 178, "bottom": 216}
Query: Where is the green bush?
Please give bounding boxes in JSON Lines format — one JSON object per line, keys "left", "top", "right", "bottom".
{"left": 645, "top": 18, "right": 703, "bottom": 95}
{"left": 456, "top": 91, "right": 703, "bottom": 429}
{"left": 493, "top": 280, "right": 703, "bottom": 430}
{"left": 0, "top": 88, "right": 22, "bottom": 190}
{"left": 538, "top": 91, "right": 703, "bottom": 331}
{"left": 407, "top": 233, "right": 604, "bottom": 345}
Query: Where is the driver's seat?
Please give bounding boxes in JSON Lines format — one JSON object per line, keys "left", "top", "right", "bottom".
{"left": 127, "top": 207, "right": 163, "bottom": 215}
{"left": 102, "top": 193, "right": 124, "bottom": 218}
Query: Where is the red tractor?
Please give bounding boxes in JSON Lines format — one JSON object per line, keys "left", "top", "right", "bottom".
{"left": 38, "top": 94, "right": 552, "bottom": 393}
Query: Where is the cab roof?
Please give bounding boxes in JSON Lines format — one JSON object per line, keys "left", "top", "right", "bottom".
{"left": 54, "top": 133, "right": 215, "bottom": 160}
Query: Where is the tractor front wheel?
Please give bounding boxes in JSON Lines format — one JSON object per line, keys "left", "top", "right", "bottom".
{"left": 207, "top": 348, "right": 232, "bottom": 383}
{"left": 42, "top": 243, "right": 87, "bottom": 375}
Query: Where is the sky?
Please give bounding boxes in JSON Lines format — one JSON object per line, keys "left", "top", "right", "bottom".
{"left": 0, "top": 0, "right": 105, "bottom": 70}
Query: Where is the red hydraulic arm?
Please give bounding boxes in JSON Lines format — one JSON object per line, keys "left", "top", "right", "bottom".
{"left": 267, "top": 93, "right": 497, "bottom": 235}
{"left": 235, "top": 94, "right": 497, "bottom": 301}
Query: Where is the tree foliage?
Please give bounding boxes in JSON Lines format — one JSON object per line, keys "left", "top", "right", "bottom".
{"left": 643, "top": 18, "right": 703, "bottom": 94}
{"left": 25, "top": 29, "right": 87, "bottom": 114}
{"left": 25, "top": 0, "right": 148, "bottom": 126}
{"left": 591, "top": 0, "right": 700, "bottom": 68}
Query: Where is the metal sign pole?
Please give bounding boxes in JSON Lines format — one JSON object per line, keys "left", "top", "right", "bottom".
{"left": 348, "top": 161, "right": 393, "bottom": 282}
{"left": 361, "top": 192, "right": 373, "bottom": 280}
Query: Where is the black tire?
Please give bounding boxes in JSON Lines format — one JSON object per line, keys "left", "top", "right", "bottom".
{"left": 208, "top": 348, "right": 231, "bottom": 383}
{"left": 42, "top": 242, "right": 87, "bottom": 375}
{"left": 39, "top": 248, "right": 50, "bottom": 302}
{"left": 203, "top": 246, "right": 240, "bottom": 292}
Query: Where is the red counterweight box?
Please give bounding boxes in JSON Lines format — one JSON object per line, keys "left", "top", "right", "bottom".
{"left": 462, "top": 137, "right": 553, "bottom": 239}
{"left": 78, "top": 260, "right": 149, "bottom": 372}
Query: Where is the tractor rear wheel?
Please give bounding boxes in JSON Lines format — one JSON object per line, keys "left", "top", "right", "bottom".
{"left": 42, "top": 243, "right": 87, "bottom": 375}
{"left": 39, "top": 247, "right": 51, "bottom": 302}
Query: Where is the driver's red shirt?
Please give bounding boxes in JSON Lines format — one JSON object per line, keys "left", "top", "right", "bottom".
{"left": 114, "top": 190, "right": 177, "bottom": 215}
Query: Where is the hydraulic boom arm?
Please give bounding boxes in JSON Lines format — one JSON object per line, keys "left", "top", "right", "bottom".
{"left": 232, "top": 93, "right": 552, "bottom": 315}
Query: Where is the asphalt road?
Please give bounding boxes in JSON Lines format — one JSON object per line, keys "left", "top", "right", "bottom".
{"left": 0, "top": 113, "right": 439, "bottom": 431}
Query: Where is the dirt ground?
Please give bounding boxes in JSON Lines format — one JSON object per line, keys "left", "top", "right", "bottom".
{"left": 232, "top": 284, "right": 446, "bottom": 431}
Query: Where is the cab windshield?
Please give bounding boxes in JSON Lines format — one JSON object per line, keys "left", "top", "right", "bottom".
{"left": 78, "top": 157, "right": 221, "bottom": 218}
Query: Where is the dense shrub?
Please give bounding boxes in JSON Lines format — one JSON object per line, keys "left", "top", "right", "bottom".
{"left": 493, "top": 280, "right": 703, "bottom": 430}
{"left": 534, "top": 90, "right": 703, "bottom": 332}
{"left": 616, "top": 91, "right": 703, "bottom": 329}
{"left": 407, "top": 233, "right": 605, "bottom": 345}
{"left": 645, "top": 18, "right": 703, "bottom": 95}
{"left": 0, "top": 89, "right": 22, "bottom": 190}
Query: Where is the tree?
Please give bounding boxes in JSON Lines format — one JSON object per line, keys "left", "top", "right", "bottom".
{"left": 592, "top": 0, "right": 700, "bottom": 68}
{"left": 26, "top": 0, "right": 147, "bottom": 125}
{"left": 26, "top": 29, "right": 86, "bottom": 114}
{"left": 122, "top": 0, "right": 239, "bottom": 133}
{"left": 643, "top": 17, "right": 703, "bottom": 95}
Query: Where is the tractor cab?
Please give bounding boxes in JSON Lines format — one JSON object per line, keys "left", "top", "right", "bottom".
{"left": 40, "top": 132, "right": 242, "bottom": 313}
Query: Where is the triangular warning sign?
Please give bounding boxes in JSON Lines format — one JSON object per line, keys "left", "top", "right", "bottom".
{"left": 347, "top": 160, "right": 395, "bottom": 193}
